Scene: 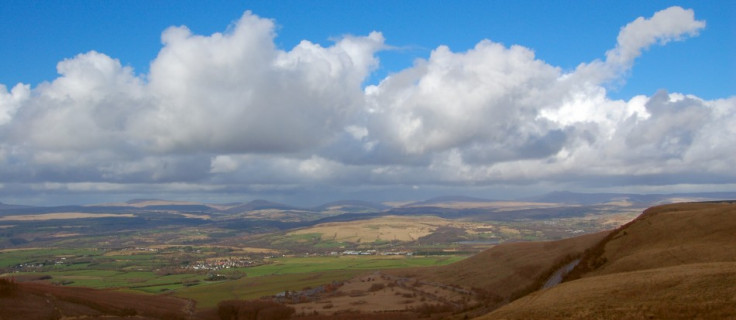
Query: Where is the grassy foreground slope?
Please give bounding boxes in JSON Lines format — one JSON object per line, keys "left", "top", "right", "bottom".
{"left": 481, "top": 201, "right": 736, "bottom": 320}
{"left": 0, "top": 279, "right": 192, "bottom": 319}
{"left": 572, "top": 202, "right": 736, "bottom": 277}
{"left": 387, "top": 230, "right": 610, "bottom": 312}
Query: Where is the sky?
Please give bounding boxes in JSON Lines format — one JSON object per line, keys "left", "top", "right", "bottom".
{"left": 1, "top": 1, "right": 735, "bottom": 206}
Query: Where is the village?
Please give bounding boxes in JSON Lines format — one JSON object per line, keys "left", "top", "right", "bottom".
{"left": 186, "top": 257, "right": 261, "bottom": 271}
{"left": 187, "top": 250, "right": 415, "bottom": 272}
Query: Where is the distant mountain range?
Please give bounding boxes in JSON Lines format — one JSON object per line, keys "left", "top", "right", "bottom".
{"left": 0, "top": 202, "right": 31, "bottom": 210}
{"left": 2, "top": 191, "right": 735, "bottom": 215}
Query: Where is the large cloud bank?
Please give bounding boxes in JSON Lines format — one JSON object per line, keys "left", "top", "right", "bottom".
{"left": 1, "top": 7, "right": 733, "bottom": 202}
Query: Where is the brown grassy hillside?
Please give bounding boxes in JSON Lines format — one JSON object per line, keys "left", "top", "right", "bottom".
{"left": 573, "top": 201, "right": 736, "bottom": 277}
{"left": 484, "top": 262, "right": 736, "bottom": 320}
{"left": 479, "top": 201, "right": 736, "bottom": 320}
{"left": 0, "top": 279, "right": 193, "bottom": 319}
{"left": 388, "top": 231, "right": 609, "bottom": 310}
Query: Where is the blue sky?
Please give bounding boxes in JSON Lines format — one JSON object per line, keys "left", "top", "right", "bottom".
{"left": 0, "top": 1, "right": 735, "bottom": 205}
{"left": 2, "top": 1, "right": 733, "bottom": 98}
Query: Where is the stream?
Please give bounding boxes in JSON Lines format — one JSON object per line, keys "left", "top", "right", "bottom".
{"left": 542, "top": 258, "right": 581, "bottom": 289}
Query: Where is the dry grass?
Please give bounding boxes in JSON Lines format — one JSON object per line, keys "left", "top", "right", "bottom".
{"left": 587, "top": 202, "right": 736, "bottom": 277}
{"left": 0, "top": 247, "right": 44, "bottom": 253}
{"left": 175, "top": 212, "right": 211, "bottom": 220}
{"left": 291, "top": 272, "right": 466, "bottom": 316}
{"left": 48, "top": 232, "right": 81, "bottom": 238}
{"left": 147, "top": 245, "right": 277, "bottom": 253}
{"left": 0, "top": 280, "right": 192, "bottom": 319}
{"left": 289, "top": 215, "right": 489, "bottom": 243}
{"left": 381, "top": 201, "right": 415, "bottom": 208}
{"left": 388, "top": 231, "right": 610, "bottom": 309}
{"left": 598, "top": 210, "right": 641, "bottom": 227}
{"left": 478, "top": 202, "right": 736, "bottom": 320}
{"left": 404, "top": 201, "right": 563, "bottom": 210}
{"left": 0, "top": 212, "right": 135, "bottom": 221}
{"left": 483, "top": 262, "right": 736, "bottom": 319}
{"left": 297, "top": 229, "right": 609, "bottom": 318}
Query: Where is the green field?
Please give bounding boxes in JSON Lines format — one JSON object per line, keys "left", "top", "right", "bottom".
{"left": 1, "top": 247, "right": 466, "bottom": 309}
{"left": 176, "top": 255, "right": 466, "bottom": 308}
{"left": 0, "top": 247, "right": 207, "bottom": 292}
{"left": 0, "top": 248, "right": 99, "bottom": 268}
{"left": 242, "top": 255, "right": 464, "bottom": 277}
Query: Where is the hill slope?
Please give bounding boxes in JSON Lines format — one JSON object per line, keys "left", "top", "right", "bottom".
{"left": 0, "top": 279, "right": 193, "bottom": 319}
{"left": 388, "top": 230, "right": 610, "bottom": 312}
{"left": 480, "top": 201, "right": 736, "bottom": 319}
{"left": 570, "top": 201, "right": 736, "bottom": 277}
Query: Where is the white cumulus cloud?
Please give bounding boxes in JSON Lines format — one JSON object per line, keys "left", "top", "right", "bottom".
{"left": 141, "top": 12, "right": 383, "bottom": 153}
{"left": 0, "top": 6, "right": 732, "bottom": 202}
